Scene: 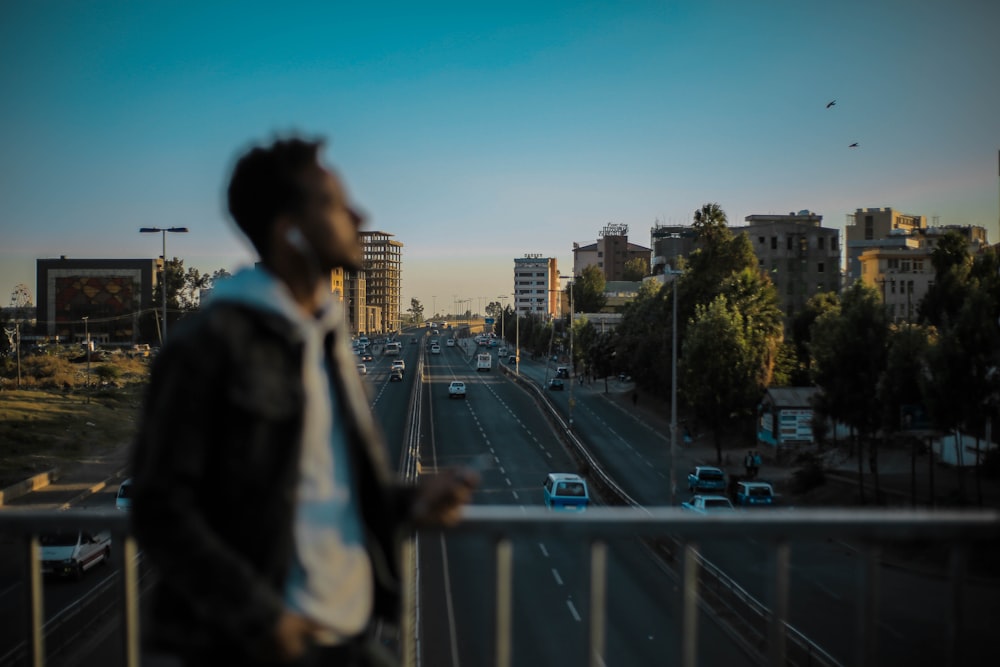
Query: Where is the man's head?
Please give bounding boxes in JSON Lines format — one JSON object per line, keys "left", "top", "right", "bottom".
{"left": 227, "top": 137, "right": 364, "bottom": 272}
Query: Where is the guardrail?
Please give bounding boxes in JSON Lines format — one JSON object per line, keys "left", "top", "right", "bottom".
{"left": 0, "top": 507, "right": 997, "bottom": 666}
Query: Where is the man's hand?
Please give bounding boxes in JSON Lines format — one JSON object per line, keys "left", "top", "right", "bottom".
{"left": 412, "top": 467, "right": 479, "bottom": 527}
{"left": 272, "top": 611, "right": 324, "bottom": 661}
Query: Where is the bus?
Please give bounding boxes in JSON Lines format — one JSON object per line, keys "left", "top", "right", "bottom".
{"left": 384, "top": 341, "right": 401, "bottom": 355}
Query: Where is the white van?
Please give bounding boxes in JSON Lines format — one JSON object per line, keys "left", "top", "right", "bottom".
{"left": 39, "top": 530, "right": 112, "bottom": 579}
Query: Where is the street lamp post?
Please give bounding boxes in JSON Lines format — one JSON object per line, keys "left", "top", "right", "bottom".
{"left": 140, "top": 227, "right": 189, "bottom": 344}
{"left": 82, "top": 316, "right": 90, "bottom": 394}
{"left": 667, "top": 267, "right": 682, "bottom": 507}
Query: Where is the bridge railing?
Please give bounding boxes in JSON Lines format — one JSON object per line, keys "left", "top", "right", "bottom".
{"left": 1, "top": 507, "right": 997, "bottom": 667}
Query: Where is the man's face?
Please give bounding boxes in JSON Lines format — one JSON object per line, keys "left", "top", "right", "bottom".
{"left": 294, "top": 167, "right": 364, "bottom": 272}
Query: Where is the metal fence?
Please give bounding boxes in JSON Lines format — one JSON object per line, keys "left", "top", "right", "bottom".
{"left": 0, "top": 507, "right": 997, "bottom": 667}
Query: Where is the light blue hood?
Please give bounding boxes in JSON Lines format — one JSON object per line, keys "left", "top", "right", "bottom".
{"left": 204, "top": 267, "right": 303, "bottom": 324}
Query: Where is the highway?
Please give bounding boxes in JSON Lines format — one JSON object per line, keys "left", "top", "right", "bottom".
{"left": 412, "top": 332, "right": 752, "bottom": 666}
{"left": 1, "top": 327, "right": 996, "bottom": 665}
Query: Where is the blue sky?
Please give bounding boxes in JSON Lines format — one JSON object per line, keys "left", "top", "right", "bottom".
{"left": 2, "top": 0, "right": 998, "bottom": 316}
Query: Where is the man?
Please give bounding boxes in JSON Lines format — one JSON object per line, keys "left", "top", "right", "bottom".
{"left": 131, "top": 137, "right": 476, "bottom": 666}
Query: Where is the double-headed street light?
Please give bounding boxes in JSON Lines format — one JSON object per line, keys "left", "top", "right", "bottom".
{"left": 139, "top": 227, "right": 189, "bottom": 344}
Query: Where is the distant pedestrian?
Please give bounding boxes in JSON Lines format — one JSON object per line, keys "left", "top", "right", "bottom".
{"left": 753, "top": 451, "right": 762, "bottom": 478}
{"left": 744, "top": 450, "right": 753, "bottom": 478}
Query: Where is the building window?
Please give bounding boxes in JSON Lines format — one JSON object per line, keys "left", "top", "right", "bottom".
{"left": 597, "top": 252, "right": 603, "bottom": 258}
{"left": 818, "top": 236, "right": 825, "bottom": 250}
{"left": 831, "top": 237, "right": 837, "bottom": 251}
{"left": 818, "top": 262, "right": 824, "bottom": 273}
{"left": 901, "top": 260, "right": 911, "bottom": 272}
{"left": 758, "top": 236, "right": 765, "bottom": 245}
{"left": 864, "top": 215, "right": 874, "bottom": 240}
{"left": 888, "top": 258, "right": 899, "bottom": 270}
{"left": 771, "top": 237, "right": 777, "bottom": 250}
{"left": 787, "top": 237, "right": 793, "bottom": 250}
{"left": 914, "top": 259, "right": 923, "bottom": 271}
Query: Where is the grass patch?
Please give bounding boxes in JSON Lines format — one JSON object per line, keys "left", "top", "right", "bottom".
{"left": 0, "top": 387, "right": 143, "bottom": 488}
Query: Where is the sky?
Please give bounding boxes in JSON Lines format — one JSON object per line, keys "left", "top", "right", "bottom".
{"left": 2, "top": 0, "right": 998, "bottom": 318}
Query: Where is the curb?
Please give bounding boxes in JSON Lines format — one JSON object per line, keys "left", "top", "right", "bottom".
{"left": 0, "top": 468, "right": 61, "bottom": 506}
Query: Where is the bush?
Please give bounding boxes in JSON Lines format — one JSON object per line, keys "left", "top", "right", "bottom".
{"left": 790, "top": 453, "right": 827, "bottom": 494}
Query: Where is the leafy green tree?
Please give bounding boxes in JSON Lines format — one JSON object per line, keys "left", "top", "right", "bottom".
{"left": 788, "top": 291, "right": 841, "bottom": 385}
{"left": 572, "top": 265, "right": 607, "bottom": 314}
{"left": 622, "top": 257, "right": 648, "bottom": 282}
{"left": 406, "top": 298, "right": 425, "bottom": 325}
{"left": 878, "top": 323, "right": 935, "bottom": 505}
{"left": 681, "top": 295, "right": 759, "bottom": 464}
{"left": 811, "top": 282, "right": 889, "bottom": 503}
{"left": 918, "top": 231, "right": 972, "bottom": 328}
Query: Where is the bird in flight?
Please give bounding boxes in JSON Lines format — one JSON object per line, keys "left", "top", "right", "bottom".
{"left": 826, "top": 100, "right": 836, "bottom": 108}
{"left": 848, "top": 142, "right": 859, "bottom": 148}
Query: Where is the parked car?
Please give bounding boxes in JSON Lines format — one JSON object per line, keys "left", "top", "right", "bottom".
{"left": 542, "top": 473, "right": 589, "bottom": 511}
{"left": 547, "top": 378, "right": 565, "bottom": 390}
{"left": 448, "top": 381, "right": 466, "bottom": 398}
{"left": 687, "top": 466, "right": 726, "bottom": 492}
{"left": 115, "top": 478, "right": 133, "bottom": 511}
{"left": 39, "top": 529, "right": 112, "bottom": 579}
{"left": 681, "top": 494, "right": 735, "bottom": 513}
{"left": 734, "top": 481, "right": 775, "bottom": 507}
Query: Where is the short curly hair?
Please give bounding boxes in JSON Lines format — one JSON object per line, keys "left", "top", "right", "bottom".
{"left": 226, "top": 137, "right": 324, "bottom": 254}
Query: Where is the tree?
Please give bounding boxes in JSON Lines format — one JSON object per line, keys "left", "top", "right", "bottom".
{"left": 406, "top": 298, "right": 425, "bottom": 324}
{"left": 622, "top": 257, "right": 648, "bottom": 282}
{"left": 810, "top": 282, "right": 890, "bottom": 503}
{"left": 788, "top": 291, "right": 840, "bottom": 386}
{"left": 572, "top": 265, "right": 607, "bottom": 314}
{"left": 681, "top": 295, "right": 758, "bottom": 464}
{"left": 918, "top": 231, "right": 972, "bottom": 328}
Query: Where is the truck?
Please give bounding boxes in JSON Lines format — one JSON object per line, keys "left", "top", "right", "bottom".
{"left": 476, "top": 352, "right": 492, "bottom": 371}
{"left": 687, "top": 466, "right": 727, "bottom": 492}
{"left": 384, "top": 341, "right": 401, "bottom": 355}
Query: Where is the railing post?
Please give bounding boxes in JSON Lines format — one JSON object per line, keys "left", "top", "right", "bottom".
{"left": 855, "top": 545, "right": 881, "bottom": 667}
{"left": 588, "top": 541, "right": 607, "bottom": 667}
{"left": 122, "top": 536, "right": 140, "bottom": 667}
{"left": 679, "top": 541, "right": 699, "bottom": 667}
{"left": 768, "top": 540, "right": 790, "bottom": 666}
{"left": 26, "top": 535, "right": 45, "bottom": 667}
{"left": 495, "top": 538, "right": 512, "bottom": 667}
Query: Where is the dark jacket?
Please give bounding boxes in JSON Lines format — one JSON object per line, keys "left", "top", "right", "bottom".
{"left": 131, "top": 299, "right": 416, "bottom": 661}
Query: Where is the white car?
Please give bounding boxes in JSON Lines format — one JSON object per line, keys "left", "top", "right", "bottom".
{"left": 430, "top": 344, "right": 441, "bottom": 354}
{"left": 681, "top": 495, "right": 735, "bottom": 513}
{"left": 357, "top": 363, "right": 368, "bottom": 375}
{"left": 448, "top": 381, "right": 466, "bottom": 398}
{"left": 446, "top": 338, "right": 455, "bottom": 347}
{"left": 391, "top": 360, "right": 405, "bottom": 374}
{"left": 39, "top": 529, "right": 112, "bottom": 579}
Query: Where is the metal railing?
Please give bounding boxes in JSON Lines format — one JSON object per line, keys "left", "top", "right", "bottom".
{"left": 1, "top": 507, "right": 997, "bottom": 667}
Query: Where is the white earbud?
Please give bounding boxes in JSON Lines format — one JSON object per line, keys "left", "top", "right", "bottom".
{"left": 285, "top": 227, "right": 310, "bottom": 254}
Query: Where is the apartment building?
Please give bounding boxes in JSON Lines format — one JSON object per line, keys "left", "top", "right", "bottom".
{"left": 572, "top": 223, "right": 651, "bottom": 281}
{"left": 360, "top": 231, "right": 403, "bottom": 333}
{"left": 737, "top": 211, "right": 842, "bottom": 323}
{"left": 514, "top": 255, "right": 559, "bottom": 318}
{"left": 856, "top": 223, "right": 989, "bottom": 324}
{"left": 845, "top": 208, "right": 926, "bottom": 284}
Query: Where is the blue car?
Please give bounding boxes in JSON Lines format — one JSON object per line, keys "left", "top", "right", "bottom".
{"left": 687, "top": 466, "right": 726, "bottom": 492}
{"left": 543, "top": 473, "right": 589, "bottom": 511}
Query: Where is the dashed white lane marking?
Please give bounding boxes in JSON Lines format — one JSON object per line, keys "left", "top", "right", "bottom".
{"left": 566, "top": 599, "right": 581, "bottom": 622}
{"left": 539, "top": 543, "right": 549, "bottom": 558}
{"left": 511, "top": 491, "right": 519, "bottom": 501}
{"left": 551, "top": 569, "right": 564, "bottom": 586}
{"left": 505, "top": 478, "right": 512, "bottom": 486}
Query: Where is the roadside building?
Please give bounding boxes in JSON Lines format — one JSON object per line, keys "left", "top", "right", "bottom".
{"left": 572, "top": 222, "right": 651, "bottom": 282}
{"left": 361, "top": 230, "right": 403, "bottom": 333}
{"left": 514, "top": 255, "right": 559, "bottom": 318}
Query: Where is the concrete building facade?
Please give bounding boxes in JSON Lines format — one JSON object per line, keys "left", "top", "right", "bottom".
{"left": 845, "top": 208, "right": 926, "bottom": 284}
{"left": 736, "top": 211, "right": 842, "bottom": 324}
{"left": 361, "top": 231, "right": 403, "bottom": 333}
{"left": 514, "top": 255, "right": 559, "bottom": 318}
{"left": 573, "top": 223, "right": 651, "bottom": 281}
